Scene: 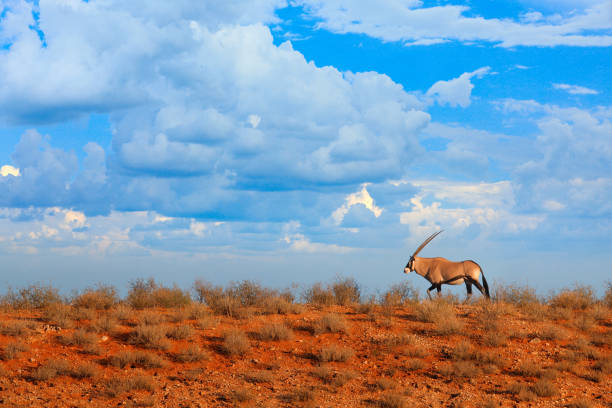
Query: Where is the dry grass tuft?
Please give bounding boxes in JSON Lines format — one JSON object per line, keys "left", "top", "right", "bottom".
{"left": 378, "top": 392, "right": 407, "bottom": 408}
{"left": 103, "top": 374, "right": 156, "bottom": 397}
{"left": 0, "top": 320, "right": 29, "bottom": 336}
{"left": 537, "top": 324, "right": 568, "bottom": 341}
{"left": 314, "top": 313, "right": 349, "bottom": 335}
{"left": 174, "top": 344, "right": 208, "bottom": 363}
{"left": 90, "top": 315, "right": 118, "bottom": 333}
{"left": 567, "top": 398, "right": 595, "bottom": 408}
{"left": 166, "top": 324, "right": 194, "bottom": 340}
{"left": 228, "top": 387, "right": 255, "bottom": 403}
{"left": 257, "top": 322, "right": 293, "bottom": 341}
{"left": 531, "top": 379, "right": 559, "bottom": 397}
{"left": 1, "top": 341, "right": 29, "bottom": 360}
{"left": 550, "top": 286, "right": 595, "bottom": 310}
{"left": 222, "top": 329, "right": 250, "bottom": 356}
{"left": 129, "top": 324, "right": 170, "bottom": 350}
{"left": 374, "top": 377, "right": 397, "bottom": 390}
{"left": 72, "top": 285, "right": 118, "bottom": 310}
{"left": 42, "top": 303, "right": 74, "bottom": 328}
{"left": 70, "top": 361, "right": 99, "bottom": 379}
{"left": 244, "top": 370, "right": 274, "bottom": 384}
{"left": 108, "top": 350, "right": 166, "bottom": 368}
{"left": 58, "top": 329, "right": 97, "bottom": 347}
{"left": 318, "top": 345, "right": 354, "bottom": 362}
{"left": 31, "top": 359, "right": 71, "bottom": 381}
{"left": 282, "top": 387, "right": 316, "bottom": 403}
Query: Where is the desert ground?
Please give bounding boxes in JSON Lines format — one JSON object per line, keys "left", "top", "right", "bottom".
{"left": 0, "top": 279, "right": 610, "bottom": 408}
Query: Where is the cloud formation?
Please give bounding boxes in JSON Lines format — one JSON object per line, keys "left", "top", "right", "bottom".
{"left": 297, "top": 0, "right": 612, "bottom": 47}
{"left": 552, "top": 83, "right": 599, "bottom": 95}
{"left": 426, "top": 67, "right": 490, "bottom": 108}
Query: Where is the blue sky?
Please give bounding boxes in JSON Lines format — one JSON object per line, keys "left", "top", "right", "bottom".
{"left": 0, "top": 0, "right": 610, "bottom": 296}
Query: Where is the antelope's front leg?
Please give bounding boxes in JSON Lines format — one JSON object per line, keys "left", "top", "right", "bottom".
{"left": 427, "top": 284, "right": 436, "bottom": 300}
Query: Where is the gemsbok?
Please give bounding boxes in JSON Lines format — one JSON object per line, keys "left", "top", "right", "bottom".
{"left": 404, "top": 231, "right": 490, "bottom": 300}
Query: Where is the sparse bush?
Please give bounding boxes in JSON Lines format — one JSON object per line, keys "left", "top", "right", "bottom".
{"left": 222, "top": 329, "right": 250, "bottom": 356}
{"left": 175, "top": 344, "right": 208, "bottom": 363}
{"left": 129, "top": 324, "right": 170, "bottom": 350}
{"left": 108, "top": 350, "right": 166, "bottom": 369}
{"left": 303, "top": 282, "right": 335, "bottom": 306}
{"left": 413, "top": 300, "right": 453, "bottom": 323}
{"left": 573, "top": 314, "right": 596, "bottom": 332}
{"left": 193, "top": 281, "right": 242, "bottom": 317}
{"left": 521, "top": 302, "right": 548, "bottom": 321}
{"left": 127, "top": 278, "right": 191, "bottom": 309}
{"left": 1, "top": 341, "right": 28, "bottom": 360}
{"left": 314, "top": 313, "right": 348, "bottom": 335}
{"left": 72, "top": 284, "right": 118, "bottom": 310}
{"left": 604, "top": 281, "right": 612, "bottom": 308}
{"left": 283, "top": 387, "right": 316, "bottom": 403}
{"left": 244, "top": 370, "right": 274, "bottom": 383}
{"left": 1, "top": 284, "right": 63, "bottom": 309}
{"left": 71, "top": 361, "right": 99, "bottom": 379}
{"left": 550, "top": 285, "right": 595, "bottom": 310}
{"left": 531, "top": 379, "right": 559, "bottom": 397}
{"left": 318, "top": 345, "right": 353, "bottom": 362}
{"left": 567, "top": 398, "right": 595, "bottom": 408}
{"left": 58, "top": 329, "right": 98, "bottom": 347}
{"left": 537, "top": 324, "right": 568, "bottom": 341}
{"left": 187, "top": 303, "right": 210, "bottom": 320}
{"left": 31, "top": 359, "right": 71, "bottom": 381}
{"left": 91, "top": 315, "right": 118, "bottom": 333}
{"left": 42, "top": 303, "right": 74, "bottom": 328}
{"left": 403, "top": 358, "right": 426, "bottom": 371}
{"left": 138, "top": 311, "right": 164, "bottom": 326}
{"left": 483, "top": 332, "right": 507, "bottom": 347}
{"left": 374, "top": 378, "right": 397, "bottom": 390}
{"left": 229, "top": 387, "right": 254, "bottom": 403}
{"left": 257, "top": 322, "right": 293, "bottom": 341}
{"left": 111, "top": 303, "right": 133, "bottom": 321}
{"left": 371, "top": 333, "right": 417, "bottom": 348}
{"left": 435, "top": 315, "right": 464, "bottom": 335}
{"left": 493, "top": 284, "right": 539, "bottom": 305}
{"left": 379, "top": 393, "right": 407, "bottom": 408}
{"left": 103, "top": 374, "right": 156, "bottom": 397}
{"left": 0, "top": 320, "right": 29, "bottom": 336}
{"left": 167, "top": 308, "right": 190, "bottom": 323}
{"left": 380, "top": 282, "right": 419, "bottom": 306}
{"left": 195, "top": 315, "right": 217, "bottom": 330}
{"left": 403, "top": 345, "right": 427, "bottom": 358}
{"left": 166, "top": 324, "right": 193, "bottom": 340}
{"left": 0, "top": 364, "right": 8, "bottom": 377}
{"left": 331, "top": 277, "right": 361, "bottom": 305}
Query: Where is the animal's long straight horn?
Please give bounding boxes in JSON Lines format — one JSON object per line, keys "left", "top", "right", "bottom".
{"left": 412, "top": 230, "right": 444, "bottom": 257}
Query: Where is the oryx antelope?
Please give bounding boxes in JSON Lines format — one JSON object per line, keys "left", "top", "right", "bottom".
{"left": 404, "top": 231, "right": 490, "bottom": 299}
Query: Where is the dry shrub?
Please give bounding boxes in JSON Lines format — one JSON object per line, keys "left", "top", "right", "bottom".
{"left": 109, "top": 350, "right": 166, "bottom": 369}
{"left": 193, "top": 281, "right": 242, "bottom": 318}
{"left": 166, "top": 324, "right": 193, "bottom": 340}
{"left": 537, "top": 324, "right": 568, "bottom": 341}
{"left": 604, "top": 281, "right": 612, "bottom": 308}
{"left": 514, "top": 360, "right": 540, "bottom": 377}
{"left": 483, "top": 332, "right": 507, "bottom": 347}
{"left": 521, "top": 302, "right": 549, "bottom": 322}
{"left": 262, "top": 296, "right": 303, "bottom": 315}
{"left": 195, "top": 315, "right": 218, "bottom": 330}
{"left": 590, "top": 331, "right": 611, "bottom": 348}
{"left": 303, "top": 282, "right": 335, "bottom": 306}
{"left": 175, "top": 344, "right": 208, "bottom": 363}
{"left": 550, "top": 286, "right": 595, "bottom": 310}
{"left": 493, "top": 284, "right": 539, "bottom": 305}
{"left": 331, "top": 277, "right": 361, "bottom": 305}
{"left": 318, "top": 345, "right": 353, "bottom": 362}
{"left": 1, "top": 341, "right": 28, "bottom": 360}
{"left": 531, "top": 379, "right": 559, "bottom": 397}
{"left": 0, "top": 320, "right": 29, "bottom": 336}
{"left": 82, "top": 342, "right": 103, "bottom": 356}
{"left": 257, "top": 322, "right": 293, "bottom": 341}
{"left": 403, "top": 358, "right": 426, "bottom": 371}
{"left": 331, "top": 370, "right": 357, "bottom": 387}
{"left": 594, "top": 356, "right": 612, "bottom": 374}
{"left": 402, "top": 344, "right": 426, "bottom": 359}
{"left": 103, "top": 374, "right": 156, "bottom": 397}
{"left": 283, "top": 387, "right": 316, "bottom": 403}
{"left": 187, "top": 303, "right": 210, "bottom": 320}
{"left": 413, "top": 300, "right": 454, "bottom": 323}
{"left": 229, "top": 387, "right": 254, "bottom": 403}
{"left": 71, "top": 361, "right": 99, "bottom": 379}
{"left": 111, "top": 303, "right": 133, "bottom": 321}
{"left": 244, "top": 370, "right": 274, "bottom": 384}
{"left": 374, "top": 378, "right": 397, "bottom": 390}
{"left": 91, "top": 315, "right": 118, "bottom": 333}
{"left": 72, "top": 285, "right": 118, "bottom": 310}
{"left": 587, "top": 304, "right": 609, "bottom": 322}
{"left": 507, "top": 382, "right": 537, "bottom": 402}
{"left": 167, "top": 308, "right": 190, "bottom": 323}
{"left": 127, "top": 278, "right": 191, "bottom": 309}
{"left": 222, "top": 329, "right": 250, "bottom": 356}
{"left": 371, "top": 333, "right": 417, "bottom": 348}
{"left": 42, "top": 303, "right": 74, "bottom": 328}
{"left": 138, "top": 311, "right": 164, "bottom": 326}
{"left": 379, "top": 393, "right": 407, "bottom": 408}
{"left": 58, "top": 329, "right": 97, "bottom": 347}
{"left": 434, "top": 314, "right": 464, "bottom": 335}
{"left": 31, "top": 359, "right": 71, "bottom": 381}
{"left": 314, "top": 313, "right": 348, "bottom": 335}
{"left": 567, "top": 398, "right": 595, "bottom": 408}
{"left": 1, "top": 283, "right": 62, "bottom": 309}
{"left": 129, "top": 324, "right": 170, "bottom": 350}
{"left": 573, "top": 314, "right": 596, "bottom": 332}
{"left": 0, "top": 364, "right": 8, "bottom": 377}
{"left": 380, "top": 282, "right": 419, "bottom": 307}
{"left": 582, "top": 370, "right": 603, "bottom": 383}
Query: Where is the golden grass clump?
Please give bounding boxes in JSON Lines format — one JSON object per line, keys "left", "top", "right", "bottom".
{"left": 72, "top": 285, "right": 118, "bottom": 310}
{"left": 222, "top": 329, "right": 250, "bottom": 356}
{"left": 314, "top": 313, "right": 349, "bottom": 335}
{"left": 103, "top": 374, "right": 156, "bottom": 397}
{"left": 257, "top": 322, "right": 293, "bottom": 341}
{"left": 0, "top": 320, "right": 29, "bottom": 336}
{"left": 108, "top": 350, "right": 166, "bottom": 369}
{"left": 129, "top": 324, "right": 171, "bottom": 350}
{"left": 175, "top": 344, "right": 208, "bottom": 363}
{"left": 318, "top": 345, "right": 354, "bottom": 362}
{"left": 1, "top": 341, "right": 29, "bottom": 361}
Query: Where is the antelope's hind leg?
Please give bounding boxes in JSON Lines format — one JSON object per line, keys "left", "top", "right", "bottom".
{"left": 427, "top": 284, "right": 436, "bottom": 300}
{"left": 464, "top": 280, "right": 473, "bottom": 303}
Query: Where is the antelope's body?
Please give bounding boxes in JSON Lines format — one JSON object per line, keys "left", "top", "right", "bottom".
{"left": 404, "top": 231, "right": 490, "bottom": 299}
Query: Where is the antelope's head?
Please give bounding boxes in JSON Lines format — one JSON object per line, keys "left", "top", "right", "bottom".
{"left": 404, "top": 230, "right": 443, "bottom": 274}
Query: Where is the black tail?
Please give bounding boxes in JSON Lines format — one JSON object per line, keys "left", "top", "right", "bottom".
{"left": 481, "top": 269, "right": 490, "bottom": 299}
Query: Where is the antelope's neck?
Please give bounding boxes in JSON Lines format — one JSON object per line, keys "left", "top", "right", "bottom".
{"left": 413, "top": 257, "right": 429, "bottom": 277}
